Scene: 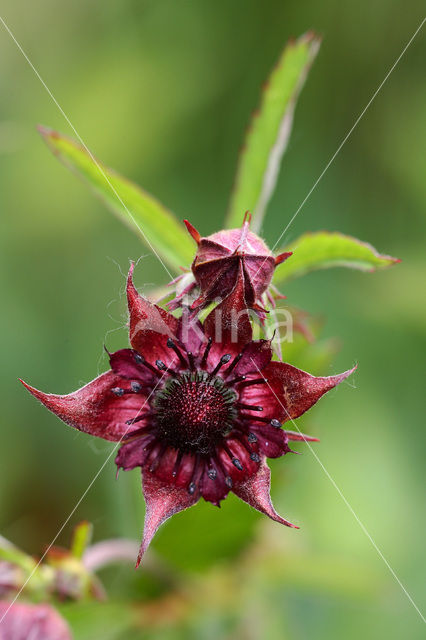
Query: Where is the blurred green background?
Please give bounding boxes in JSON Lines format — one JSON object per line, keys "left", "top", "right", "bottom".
{"left": 0, "top": 1, "right": 425, "bottom": 638}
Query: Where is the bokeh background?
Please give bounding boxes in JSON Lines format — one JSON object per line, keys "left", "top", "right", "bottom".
{"left": 0, "top": 1, "right": 425, "bottom": 638}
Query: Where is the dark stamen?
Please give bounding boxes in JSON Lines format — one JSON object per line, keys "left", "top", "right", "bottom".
{"left": 239, "top": 377, "right": 268, "bottom": 387}
{"left": 134, "top": 353, "right": 160, "bottom": 376}
{"left": 166, "top": 338, "right": 188, "bottom": 368}
{"left": 227, "top": 375, "right": 246, "bottom": 386}
{"left": 187, "top": 351, "right": 195, "bottom": 371}
{"left": 156, "top": 359, "right": 176, "bottom": 375}
{"left": 248, "top": 432, "right": 257, "bottom": 443}
{"left": 187, "top": 456, "right": 200, "bottom": 495}
{"left": 200, "top": 337, "right": 212, "bottom": 368}
{"left": 250, "top": 452, "right": 260, "bottom": 462}
{"left": 172, "top": 450, "right": 183, "bottom": 478}
{"left": 209, "top": 353, "right": 231, "bottom": 379}
{"left": 207, "top": 468, "right": 217, "bottom": 480}
{"left": 111, "top": 387, "right": 124, "bottom": 397}
{"left": 130, "top": 381, "right": 143, "bottom": 393}
{"left": 237, "top": 403, "right": 263, "bottom": 412}
{"left": 225, "top": 476, "right": 233, "bottom": 488}
{"left": 271, "top": 419, "right": 282, "bottom": 428}
{"left": 225, "top": 352, "right": 243, "bottom": 377}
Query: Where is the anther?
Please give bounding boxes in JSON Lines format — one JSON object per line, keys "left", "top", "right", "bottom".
{"left": 111, "top": 387, "right": 124, "bottom": 397}
{"left": 166, "top": 338, "right": 188, "bottom": 368}
{"left": 134, "top": 353, "right": 159, "bottom": 376}
{"left": 232, "top": 458, "right": 243, "bottom": 471}
{"left": 207, "top": 468, "right": 217, "bottom": 480}
{"left": 247, "top": 432, "right": 258, "bottom": 443}
{"left": 188, "top": 482, "right": 196, "bottom": 495}
{"left": 130, "top": 381, "right": 142, "bottom": 393}
{"left": 156, "top": 359, "right": 176, "bottom": 376}
{"left": 250, "top": 452, "right": 260, "bottom": 463}
{"left": 271, "top": 419, "right": 282, "bottom": 428}
{"left": 200, "top": 337, "right": 212, "bottom": 368}
{"left": 225, "top": 352, "right": 243, "bottom": 377}
{"left": 237, "top": 403, "right": 263, "bottom": 412}
{"left": 225, "top": 476, "right": 233, "bottom": 488}
{"left": 209, "top": 353, "right": 231, "bottom": 378}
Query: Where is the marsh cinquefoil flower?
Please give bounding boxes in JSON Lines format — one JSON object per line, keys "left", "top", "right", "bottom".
{"left": 22, "top": 264, "right": 354, "bottom": 566}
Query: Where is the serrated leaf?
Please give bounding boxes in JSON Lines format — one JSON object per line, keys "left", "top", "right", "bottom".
{"left": 38, "top": 127, "right": 195, "bottom": 272}
{"left": 273, "top": 231, "right": 400, "bottom": 284}
{"left": 226, "top": 32, "right": 321, "bottom": 231}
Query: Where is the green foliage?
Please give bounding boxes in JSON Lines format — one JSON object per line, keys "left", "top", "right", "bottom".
{"left": 226, "top": 32, "right": 321, "bottom": 231}
{"left": 273, "top": 231, "right": 400, "bottom": 284}
{"left": 38, "top": 127, "right": 194, "bottom": 272}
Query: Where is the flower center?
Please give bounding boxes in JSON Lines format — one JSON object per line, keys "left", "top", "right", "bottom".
{"left": 154, "top": 372, "right": 237, "bottom": 454}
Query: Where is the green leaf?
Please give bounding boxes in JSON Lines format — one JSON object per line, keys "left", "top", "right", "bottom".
{"left": 226, "top": 32, "right": 321, "bottom": 231}
{"left": 38, "top": 127, "right": 195, "bottom": 273}
{"left": 273, "top": 231, "right": 400, "bottom": 284}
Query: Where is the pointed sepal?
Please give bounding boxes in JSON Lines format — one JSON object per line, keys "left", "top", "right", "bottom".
{"left": 127, "top": 264, "right": 179, "bottom": 364}
{"left": 233, "top": 459, "right": 298, "bottom": 528}
{"left": 136, "top": 470, "right": 199, "bottom": 567}
{"left": 20, "top": 371, "right": 147, "bottom": 442}
{"left": 264, "top": 362, "right": 356, "bottom": 423}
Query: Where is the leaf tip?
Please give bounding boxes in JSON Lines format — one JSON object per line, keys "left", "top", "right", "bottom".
{"left": 37, "top": 124, "right": 56, "bottom": 139}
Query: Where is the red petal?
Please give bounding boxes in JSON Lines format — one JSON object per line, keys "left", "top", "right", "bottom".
{"left": 177, "top": 308, "right": 205, "bottom": 355}
{"left": 20, "top": 371, "right": 149, "bottom": 442}
{"left": 233, "top": 339, "right": 272, "bottom": 376}
{"left": 249, "top": 424, "right": 290, "bottom": 458}
{"left": 115, "top": 434, "right": 155, "bottom": 470}
{"left": 109, "top": 348, "right": 154, "bottom": 382}
{"left": 200, "top": 459, "right": 230, "bottom": 506}
{"left": 254, "top": 362, "right": 356, "bottom": 423}
{"left": 137, "top": 471, "right": 199, "bottom": 567}
{"left": 232, "top": 459, "right": 298, "bottom": 528}
{"left": 127, "top": 264, "right": 179, "bottom": 365}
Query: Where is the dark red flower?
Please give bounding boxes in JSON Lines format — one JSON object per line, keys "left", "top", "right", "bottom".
{"left": 0, "top": 601, "right": 71, "bottom": 640}
{"left": 172, "top": 212, "right": 291, "bottom": 314}
{"left": 21, "top": 264, "right": 354, "bottom": 566}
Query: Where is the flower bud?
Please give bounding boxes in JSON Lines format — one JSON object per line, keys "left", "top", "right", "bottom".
{"left": 184, "top": 212, "right": 292, "bottom": 313}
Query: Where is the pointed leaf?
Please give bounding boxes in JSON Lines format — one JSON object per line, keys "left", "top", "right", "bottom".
{"left": 273, "top": 231, "right": 400, "bottom": 284}
{"left": 38, "top": 127, "right": 194, "bottom": 271}
{"left": 226, "top": 32, "right": 321, "bottom": 231}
